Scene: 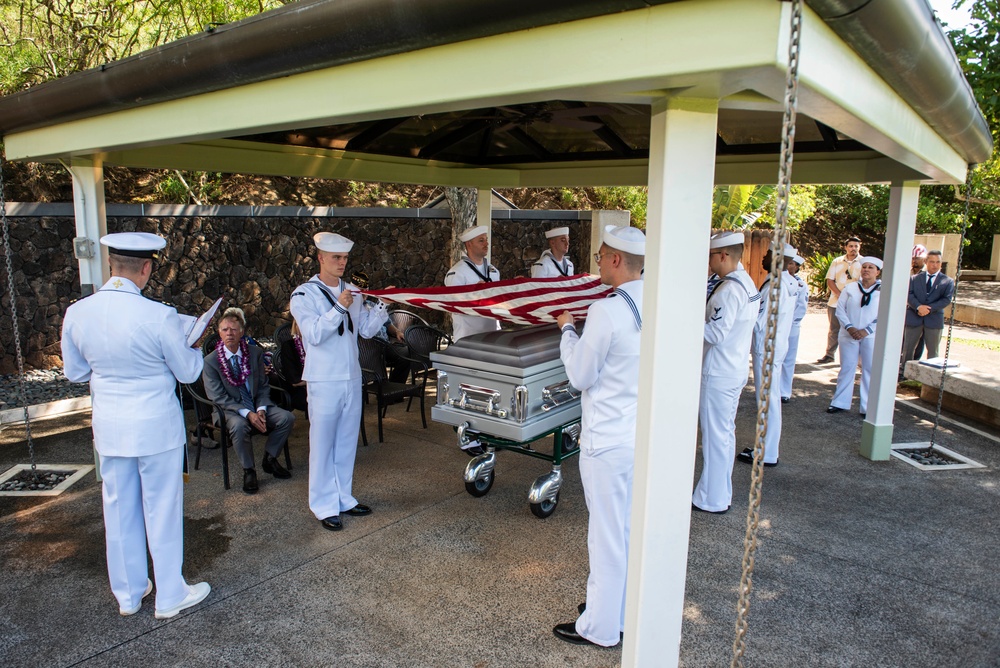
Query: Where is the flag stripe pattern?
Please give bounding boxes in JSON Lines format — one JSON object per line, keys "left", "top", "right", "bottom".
{"left": 366, "top": 274, "right": 611, "bottom": 326}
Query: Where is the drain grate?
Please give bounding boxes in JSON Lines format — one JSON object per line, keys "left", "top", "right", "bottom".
{"left": 0, "top": 464, "right": 95, "bottom": 496}
{"left": 890, "top": 442, "right": 986, "bottom": 471}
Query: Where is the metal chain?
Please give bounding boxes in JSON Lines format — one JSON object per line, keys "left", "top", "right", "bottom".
{"left": 732, "top": 0, "right": 801, "bottom": 664}
{"left": 926, "top": 168, "right": 973, "bottom": 452}
{"left": 0, "top": 147, "right": 39, "bottom": 480}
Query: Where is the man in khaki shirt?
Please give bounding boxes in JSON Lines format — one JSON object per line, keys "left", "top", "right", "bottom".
{"left": 817, "top": 236, "right": 862, "bottom": 364}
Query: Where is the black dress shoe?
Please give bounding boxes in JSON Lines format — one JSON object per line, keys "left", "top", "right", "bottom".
{"left": 242, "top": 469, "right": 259, "bottom": 494}
{"left": 780, "top": 396, "right": 790, "bottom": 404}
{"left": 816, "top": 355, "right": 835, "bottom": 364}
{"left": 578, "top": 602, "right": 586, "bottom": 614}
{"left": 826, "top": 406, "right": 845, "bottom": 414}
{"left": 262, "top": 453, "right": 291, "bottom": 479}
{"left": 736, "top": 448, "right": 778, "bottom": 467}
{"left": 320, "top": 516, "right": 343, "bottom": 531}
{"left": 345, "top": 504, "right": 372, "bottom": 516}
{"left": 860, "top": 413, "right": 866, "bottom": 419}
{"left": 553, "top": 623, "right": 597, "bottom": 646}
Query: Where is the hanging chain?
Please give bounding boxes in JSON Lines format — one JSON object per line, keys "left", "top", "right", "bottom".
{"left": 732, "top": 0, "right": 801, "bottom": 665}
{"left": 926, "top": 167, "right": 973, "bottom": 453}
{"left": 0, "top": 148, "right": 40, "bottom": 480}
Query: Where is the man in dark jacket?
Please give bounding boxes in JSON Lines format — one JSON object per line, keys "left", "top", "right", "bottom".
{"left": 204, "top": 309, "right": 295, "bottom": 494}
{"left": 901, "top": 250, "right": 955, "bottom": 369}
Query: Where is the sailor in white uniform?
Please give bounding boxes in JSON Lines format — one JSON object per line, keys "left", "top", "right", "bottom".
{"left": 552, "top": 225, "right": 645, "bottom": 648}
{"left": 530, "top": 226, "right": 575, "bottom": 278}
{"left": 61, "top": 232, "right": 210, "bottom": 619}
{"left": 740, "top": 243, "right": 799, "bottom": 467}
{"left": 779, "top": 255, "right": 809, "bottom": 402}
{"left": 444, "top": 225, "right": 501, "bottom": 342}
{"left": 692, "top": 232, "right": 758, "bottom": 513}
{"left": 828, "top": 257, "right": 882, "bottom": 417}
{"left": 290, "top": 232, "right": 389, "bottom": 531}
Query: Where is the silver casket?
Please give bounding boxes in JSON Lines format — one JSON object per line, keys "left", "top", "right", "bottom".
{"left": 431, "top": 324, "right": 582, "bottom": 442}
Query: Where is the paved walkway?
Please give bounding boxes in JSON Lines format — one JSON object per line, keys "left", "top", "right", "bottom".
{"left": 1, "top": 311, "right": 999, "bottom": 667}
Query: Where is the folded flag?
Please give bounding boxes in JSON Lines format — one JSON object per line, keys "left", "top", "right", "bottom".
{"left": 366, "top": 274, "right": 610, "bottom": 326}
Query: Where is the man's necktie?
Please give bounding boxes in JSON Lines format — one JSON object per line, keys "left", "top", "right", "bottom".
{"left": 230, "top": 355, "right": 255, "bottom": 411}
{"left": 926, "top": 275, "right": 934, "bottom": 293}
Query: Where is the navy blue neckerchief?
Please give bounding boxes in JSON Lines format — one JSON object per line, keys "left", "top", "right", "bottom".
{"left": 308, "top": 280, "right": 354, "bottom": 335}
{"left": 462, "top": 258, "right": 493, "bottom": 283}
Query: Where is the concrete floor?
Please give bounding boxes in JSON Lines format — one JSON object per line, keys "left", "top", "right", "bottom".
{"left": 2, "top": 310, "right": 999, "bottom": 667}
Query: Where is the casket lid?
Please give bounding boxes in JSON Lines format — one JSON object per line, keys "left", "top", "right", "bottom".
{"left": 434, "top": 323, "right": 577, "bottom": 369}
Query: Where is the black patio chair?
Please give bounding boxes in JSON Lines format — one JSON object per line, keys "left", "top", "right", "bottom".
{"left": 387, "top": 308, "right": 429, "bottom": 336}
{"left": 183, "top": 382, "right": 292, "bottom": 490}
{"left": 402, "top": 323, "right": 451, "bottom": 412}
{"left": 358, "top": 336, "right": 428, "bottom": 443}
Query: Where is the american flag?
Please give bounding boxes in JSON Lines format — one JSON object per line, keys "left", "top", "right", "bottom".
{"left": 366, "top": 275, "right": 611, "bottom": 326}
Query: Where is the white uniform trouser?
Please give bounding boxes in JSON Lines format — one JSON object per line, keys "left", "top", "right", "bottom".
{"left": 832, "top": 332, "right": 874, "bottom": 413}
{"left": 100, "top": 447, "right": 190, "bottom": 611}
{"left": 692, "top": 377, "right": 743, "bottom": 512}
{"left": 780, "top": 323, "right": 802, "bottom": 399}
{"left": 307, "top": 379, "right": 362, "bottom": 519}
{"left": 575, "top": 442, "right": 633, "bottom": 647}
{"left": 752, "top": 341, "right": 787, "bottom": 464}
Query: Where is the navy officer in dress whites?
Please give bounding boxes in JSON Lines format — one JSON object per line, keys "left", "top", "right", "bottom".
{"left": 289, "top": 232, "right": 389, "bottom": 531}
{"left": 530, "top": 226, "right": 575, "bottom": 278}
{"left": 552, "top": 225, "right": 645, "bottom": 647}
{"left": 444, "top": 225, "right": 501, "bottom": 456}
{"left": 828, "top": 256, "right": 882, "bottom": 417}
{"left": 739, "top": 243, "right": 799, "bottom": 468}
{"left": 202, "top": 307, "right": 295, "bottom": 494}
{"left": 444, "top": 225, "right": 501, "bottom": 342}
{"left": 61, "top": 232, "right": 211, "bottom": 619}
{"left": 692, "top": 232, "right": 758, "bottom": 514}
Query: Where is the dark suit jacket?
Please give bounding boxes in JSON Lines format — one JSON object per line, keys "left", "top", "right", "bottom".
{"left": 905, "top": 272, "right": 955, "bottom": 329}
{"left": 203, "top": 344, "right": 273, "bottom": 418}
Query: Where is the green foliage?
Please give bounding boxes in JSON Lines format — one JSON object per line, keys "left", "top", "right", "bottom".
{"left": 155, "top": 170, "right": 223, "bottom": 204}
{"left": 592, "top": 186, "right": 647, "bottom": 229}
{"left": 711, "top": 185, "right": 775, "bottom": 229}
{"left": 0, "top": 0, "right": 291, "bottom": 94}
{"left": 757, "top": 185, "right": 817, "bottom": 232}
{"left": 806, "top": 251, "right": 836, "bottom": 299}
{"left": 952, "top": 337, "right": 1000, "bottom": 352}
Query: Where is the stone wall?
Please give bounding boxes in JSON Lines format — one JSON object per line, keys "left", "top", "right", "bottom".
{"left": 1, "top": 204, "right": 599, "bottom": 373}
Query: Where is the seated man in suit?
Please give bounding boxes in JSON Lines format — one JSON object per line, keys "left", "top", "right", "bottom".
{"left": 203, "top": 308, "right": 295, "bottom": 494}
{"left": 901, "top": 250, "right": 955, "bottom": 372}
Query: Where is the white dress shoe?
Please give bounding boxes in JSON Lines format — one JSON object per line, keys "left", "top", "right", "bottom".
{"left": 154, "top": 582, "right": 211, "bottom": 619}
{"left": 119, "top": 578, "right": 154, "bottom": 616}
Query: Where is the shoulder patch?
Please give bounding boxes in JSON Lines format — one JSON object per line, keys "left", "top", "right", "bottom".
{"left": 291, "top": 291, "right": 306, "bottom": 298}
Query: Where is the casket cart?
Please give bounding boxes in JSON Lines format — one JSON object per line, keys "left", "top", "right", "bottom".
{"left": 430, "top": 324, "right": 582, "bottom": 518}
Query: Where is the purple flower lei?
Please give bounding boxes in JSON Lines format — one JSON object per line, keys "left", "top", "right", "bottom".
{"left": 216, "top": 337, "right": 251, "bottom": 386}
{"left": 293, "top": 334, "right": 306, "bottom": 365}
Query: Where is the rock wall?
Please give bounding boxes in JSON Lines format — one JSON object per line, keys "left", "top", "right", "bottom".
{"left": 1, "top": 206, "right": 597, "bottom": 373}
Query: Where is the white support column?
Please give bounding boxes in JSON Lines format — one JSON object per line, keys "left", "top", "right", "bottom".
{"left": 477, "top": 188, "right": 493, "bottom": 264}
{"left": 624, "top": 97, "right": 719, "bottom": 667}
{"left": 861, "top": 181, "right": 920, "bottom": 460}
{"left": 590, "top": 210, "right": 631, "bottom": 273}
{"left": 68, "top": 157, "right": 110, "bottom": 296}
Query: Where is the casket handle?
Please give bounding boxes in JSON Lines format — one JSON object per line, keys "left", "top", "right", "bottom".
{"left": 450, "top": 383, "right": 508, "bottom": 419}
{"left": 541, "top": 380, "right": 581, "bottom": 411}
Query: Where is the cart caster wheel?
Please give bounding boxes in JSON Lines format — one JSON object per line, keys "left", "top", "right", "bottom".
{"left": 465, "top": 471, "right": 494, "bottom": 497}
{"left": 530, "top": 492, "right": 559, "bottom": 519}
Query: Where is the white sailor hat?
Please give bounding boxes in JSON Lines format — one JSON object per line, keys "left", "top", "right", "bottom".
{"left": 459, "top": 225, "right": 489, "bottom": 243}
{"left": 100, "top": 232, "right": 166, "bottom": 259}
{"left": 783, "top": 243, "right": 797, "bottom": 258}
{"left": 861, "top": 256, "right": 883, "bottom": 270}
{"left": 545, "top": 226, "right": 570, "bottom": 239}
{"left": 314, "top": 232, "right": 354, "bottom": 253}
{"left": 793, "top": 254, "right": 805, "bottom": 265}
{"left": 709, "top": 231, "right": 744, "bottom": 249}
{"left": 603, "top": 225, "right": 646, "bottom": 256}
